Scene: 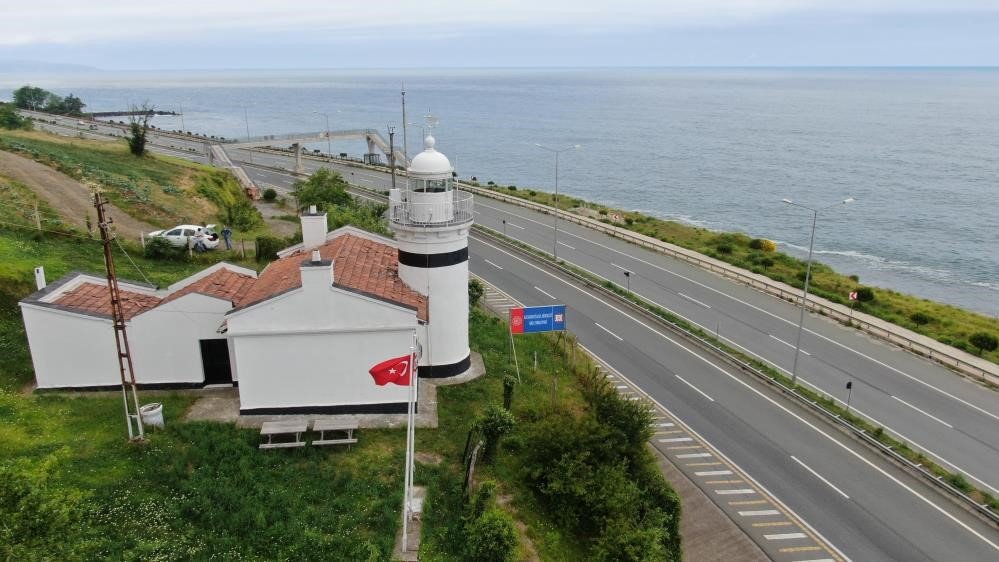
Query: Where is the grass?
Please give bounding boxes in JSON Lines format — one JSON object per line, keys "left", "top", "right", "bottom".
{"left": 474, "top": 182, "right": 999, "bottom": 364}
{"left": 1, "top": 222, "right": 677, "bottom": 559}
{"left": 0, "top": 130, "right": 266, "bottom": 237}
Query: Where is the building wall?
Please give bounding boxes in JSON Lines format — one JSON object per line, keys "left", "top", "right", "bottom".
{"left": 232, "top": 328, "right": 413, "bottom": 412}
{"left": 21, "top": 305, "right": 121, "bottom": 388}
{"left": 129, "top": 293, "right": 233, "bottom": 385}
{"left": 22, "top": 293, "right": 233, "bottom": 389}
{"left": 227, "top": 281, "right": 419, "bottom": 412}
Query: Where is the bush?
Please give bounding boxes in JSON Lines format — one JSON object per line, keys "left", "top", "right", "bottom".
{"left": 507, "top": 185, "right": 517, "bottom": 191}
{"left": 144, "top": 236, "right": 185, "bottom": 261}
{"left": 0, "top": 104, "right": 33, "bottom": 130}
{"left": 945, "top": 472, "right": 973, "bottom": 493}
{"left": 716, "top": 244, "right": 733, "bottom": 254}
{"left": 255, "top": 235, "right": 286, "bottom": 263}
{"left": 854, "top": 287, "right": 875, "bottom": 302}
{"left": 219, "top": 198, "right": 263, "bottom": 231}
{"left": 468, "top": 278, "right": 484, "bottom": 308}
{"left": 910, "top": 312, "right": 932, "bottom": 326}
{"left": 969, "top": 332, "right": 998, "bottom": 355}
{"left": 477, "top": 404, "right": 516, "bottom": 463}
{"left": 292, "top": 168, "right": 350, "bottom": 210}
{"left": 464, "top": 509, "right": 517, "bottom": 562}
{"left": 262, "top": 188, "right": 277, "bottom": 202}
{"left": 749, "top": 238, "right": 765, "bottom": 250}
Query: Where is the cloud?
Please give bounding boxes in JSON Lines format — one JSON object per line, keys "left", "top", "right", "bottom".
{"left": 5, "top": 1, "right": 998, "bottom": 46}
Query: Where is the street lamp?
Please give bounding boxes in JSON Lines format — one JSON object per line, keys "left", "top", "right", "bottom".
{"left": 312, "top": 111, "right": 332, "bottom": 157}
{"left": 782, "top": 196, "right": 855, "bottom": 385}
{"left": 535, "top": 143, "right": 580, "bottom": 261}
{"left": 623, "top": 270, "right": 631, "bottom": 293}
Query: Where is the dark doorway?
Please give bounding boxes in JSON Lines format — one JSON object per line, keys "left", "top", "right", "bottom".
{"left": 200, "top": 339, "right": 233, "bottom": 385}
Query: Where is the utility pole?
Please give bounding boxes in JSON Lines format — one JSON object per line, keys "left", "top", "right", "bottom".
{"left": 388, "top": 126, "right": 397, "bottom": 190}
{"left": 94, "top": 192, "right": 145, "bottom": 441}
{"left": 401, "top": 83, "right": 409, "bottom": 162}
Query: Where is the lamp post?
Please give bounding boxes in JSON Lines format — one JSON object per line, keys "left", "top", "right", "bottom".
{"left": 535, "top": 143, "right": 580, "bottom": 261}
{"left": 313, "top": 111, "right": 332, "bottom": 157}
{"left": 243, "top": 106, "right": 252, "bottom": 164}
{"left": 623, "top": 270, "right": 631, "bottom": 293}
{"left": 781, "top": 196, "right": 855, "bottom": 385}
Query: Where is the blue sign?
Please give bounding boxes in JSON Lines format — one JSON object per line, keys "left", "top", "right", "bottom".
{"left": 510, "top": 305, "right": 567, "bottom": 334}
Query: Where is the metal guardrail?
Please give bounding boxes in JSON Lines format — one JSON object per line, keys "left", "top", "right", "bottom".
{"left": 471, "top": 226, "right": 999, "bottom": 527}
{"left": 460, "top": 184, "right": 998, "bottom": 384}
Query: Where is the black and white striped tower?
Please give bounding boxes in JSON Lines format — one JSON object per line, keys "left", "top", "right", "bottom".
{"left": 389, "top": 132, "right": 473, "bottom": 377}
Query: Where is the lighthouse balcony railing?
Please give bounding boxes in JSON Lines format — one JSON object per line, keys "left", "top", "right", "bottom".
{"left": 390, "top": 191, "right": 474, "bottom": 227}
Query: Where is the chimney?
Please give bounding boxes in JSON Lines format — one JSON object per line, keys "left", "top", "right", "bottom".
{"left": 301, "top": 204, "right": 328, "bottom": 250}
{"left": 34, "top": 266, "right": 46, "bottom": 290}
{"left": 300, "top": 253, "right": 334, "bottom": 292}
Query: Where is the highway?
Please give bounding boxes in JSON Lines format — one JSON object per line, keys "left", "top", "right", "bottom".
{"left": 20, "top": 114, "right": 999, "bottom": 558}
{"left": 219, "top": 147, "right": 999, "bottom": 560}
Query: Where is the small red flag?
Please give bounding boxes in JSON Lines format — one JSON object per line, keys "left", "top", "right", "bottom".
{"left": 368, "top": 354, "right": 412, "bottom": 386}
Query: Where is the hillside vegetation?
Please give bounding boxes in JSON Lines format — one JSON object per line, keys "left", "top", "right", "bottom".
{"left": 0, "top": 130, "right": 262, "bottom": 232}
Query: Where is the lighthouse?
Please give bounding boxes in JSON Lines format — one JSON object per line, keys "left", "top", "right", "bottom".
{"left": 389, "top": 133, "right": 474, "bottom": 377}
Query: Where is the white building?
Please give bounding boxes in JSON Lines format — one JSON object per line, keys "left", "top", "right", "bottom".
{"left": 19, "top": 133, "right": 474, "bottom": 414}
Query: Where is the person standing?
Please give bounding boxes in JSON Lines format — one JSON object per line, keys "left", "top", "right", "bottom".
{"left": 222, "top": 224, "right": 233, "bottom": 250}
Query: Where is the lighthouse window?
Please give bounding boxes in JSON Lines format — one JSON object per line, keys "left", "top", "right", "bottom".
{"left": 411, "top": 178, "right": 452, "bottom": 193}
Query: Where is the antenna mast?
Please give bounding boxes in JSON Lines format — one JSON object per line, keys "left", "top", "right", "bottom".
{"left": 94, "top": 192, "right": 145, "bottom": 440}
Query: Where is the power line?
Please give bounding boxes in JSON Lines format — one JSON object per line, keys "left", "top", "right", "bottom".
{"left": 113, "top": 236, "right": 153, "bottom": 287}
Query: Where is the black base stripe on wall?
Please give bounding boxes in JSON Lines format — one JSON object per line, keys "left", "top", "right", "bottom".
{"left": 241, "top": 402, "right": 413, "bottom": 416}
{"left": 398, "top": 247, "right": 468, "bottom": 268}
{"left": 36, "top": 381, "right": 219, "bottom": 392}
{"left": 419, "top": 354, "right": 471, "bottom": 379}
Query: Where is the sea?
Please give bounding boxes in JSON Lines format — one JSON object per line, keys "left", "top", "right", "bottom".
{"left": 1, "top": 68, "right": 996, "bottom": 315}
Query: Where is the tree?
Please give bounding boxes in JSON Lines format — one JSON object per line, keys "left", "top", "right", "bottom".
{"left": 477, "top": 405, "right": 516, "bottom": 463}
{"left": 60, "top": 94, "right": 86, "bottom": 116}
{"left": 969, "top": 332, "right": 998, "bottom": 356}
{"left": 854, "top": 287, "right": 875, "bottom": 302}
{"left": 291, "top": 168, "right": 351, "bottom": 210}
{"left": 126, "top": 103, "right": 154, "bottom": 156}
{"left": 12, "top": 85, "right": 49, "bottom": 110}
{"left": 0, "top": 104, "right": 33, "bottom": 130}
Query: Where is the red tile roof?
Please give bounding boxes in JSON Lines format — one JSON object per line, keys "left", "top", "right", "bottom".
{"left": 160, "top": 268, "right": 257, "bottom": 306}
{"left": 238, "top": 234, "right": 428, "bottom": 320}
{"left": 53, "top": 282, "right": 161, "bottom": 319}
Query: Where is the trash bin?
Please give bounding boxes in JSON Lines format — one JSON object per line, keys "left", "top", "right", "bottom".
{"left": 140, "top": 402, "right": 165, "bottom": 429}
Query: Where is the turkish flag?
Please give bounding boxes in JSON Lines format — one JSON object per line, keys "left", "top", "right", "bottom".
{"left": 368, "top": 354, "right": 412, "bottom": 386}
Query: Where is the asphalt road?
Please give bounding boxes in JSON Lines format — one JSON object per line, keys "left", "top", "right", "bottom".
{"left": 229, "top": 144, "right": 999, "bottom": 498}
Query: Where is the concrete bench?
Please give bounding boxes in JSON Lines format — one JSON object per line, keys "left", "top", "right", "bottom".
{"left": 259, "top": 420, "right": 308, "bottom": 449}
{"left": 311, "top": 420, "right": 359, "bottom": 449}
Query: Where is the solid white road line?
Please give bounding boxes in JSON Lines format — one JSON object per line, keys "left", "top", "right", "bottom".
{"left": 534, "top": 286, "right": 557, "bottom": 300}
{"left": 791, "top": 456, "right": 850, "bottom": 500}
{"left": 697, "top": 470, "right": 734, "bottom": 476}
{"left": 479, "top": 203, "right": 994, "bottom": 423}
{"left": 594, "top": 322, "right": 624, "bottom": 341}
{"left": 891, "top": 395, "right": 954, "bottom": 429}
{"left": 739, "top": 509, "right": 781, "bottom": 516}
{"left": 679, "top": 292, "right": 712, "bottom": 309}
{"left": 770, "top": 334, "right": 811, "bottom": 355}
{"left": 557, "top": 241, "right": 576, "bottom": 250}
{"left": 474, "top": 236, "right": 996, "bottom": 552}
{"left": 675, "top": 374, "right": 716, "bottom": 402}
{"left": 484, "top": 259, "right": 504, "bottom": 270}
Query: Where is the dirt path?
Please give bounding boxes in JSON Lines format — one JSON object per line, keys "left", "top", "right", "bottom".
{"left": 0, "top": 150, "right": 158, "bottom": 240}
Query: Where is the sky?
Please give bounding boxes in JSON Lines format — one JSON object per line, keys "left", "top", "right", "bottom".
{"left": 1, "top": 1, "right": 997, "bottom": 69}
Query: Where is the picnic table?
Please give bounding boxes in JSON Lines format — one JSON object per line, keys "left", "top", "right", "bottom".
{"left": 311, "top": 419, "right": 359, "bottom": 449}
{"left": 259, "top": 420, "right": 308, "bottom": 449}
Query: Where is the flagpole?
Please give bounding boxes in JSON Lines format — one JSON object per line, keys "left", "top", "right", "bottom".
{"left": 402, "top": 340, "right": 414, "bottom": 552}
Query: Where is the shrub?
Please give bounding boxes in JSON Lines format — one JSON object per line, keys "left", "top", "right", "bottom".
{"left": 468, "top": 278, "right": 484, "bottom": 308}
{"left": 291, "top": 168, "right": 350, "bottom": 210}
{"left": 464, "top": 508, "right": 517, "bottom": 562}
{"left": 749, "top": 238, "right": 765, "bottom": 250}
{"left": 255, "top": 235, "right": 286, "bottom": 263}
{"left": 477, "top": 405, "right": 516, "bottom": 463}
{"left": 854, "top": 287, "right": 875, "bottom": 302}
{"left": 219, "top": 198, "right": 263, "bottom": 231}
{"left": 910, "top": 312, "right": 932, "bottom": 326}
{"left": 760, "top": 257, "right": 775, "bottom": 269}
{"left": 952, "top": 340, "right": 969, "bottom": 351}
{"left": 849, "top": 274, "right": 860, "bottom": 282}
{"left": 262, "top": 188, "right": 277, "bottom": 202}
{"left": 945, "top": 472, "right": 973, "bottom": 493}
{"left": 969, "top": 332, "right": 998, "bottom": 356}
{"left": 144, "top": 236, "right": 185, "bottom": 261}
{"left": 716, "top": 244, "right": 733, "bottom": 255}
{"left": 507, "top": 185, "right": 517, "bottom": 191}
{"left": 0, "top": 104, "right": 33, "bottom": 130}
{"left": 599, "top": 209, "right": 608, "bottom": 215}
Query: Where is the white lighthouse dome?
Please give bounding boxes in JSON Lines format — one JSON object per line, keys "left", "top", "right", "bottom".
{"left": 408, "top": 135, "right": 452, "bottom": 177}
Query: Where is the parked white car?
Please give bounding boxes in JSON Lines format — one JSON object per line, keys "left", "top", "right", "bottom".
{"left": 148, "top": 224, "right": 220, "bottom": 250}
